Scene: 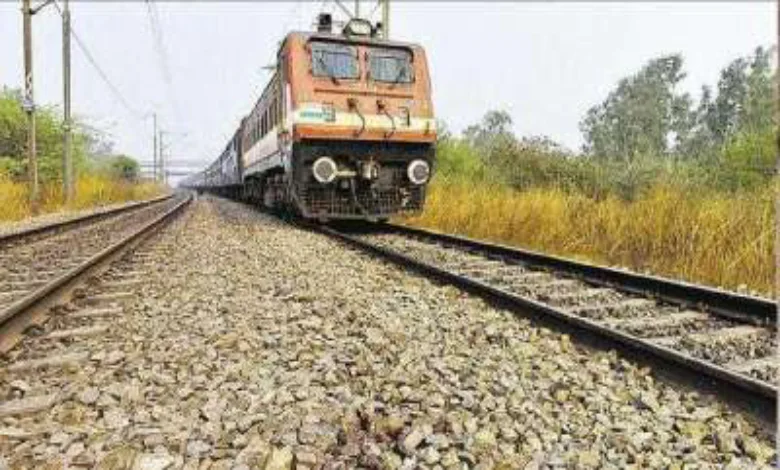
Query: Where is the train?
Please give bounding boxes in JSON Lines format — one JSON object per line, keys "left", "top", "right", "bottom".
{"left": 181, "top": 14, "right": 436, "bottom": 221}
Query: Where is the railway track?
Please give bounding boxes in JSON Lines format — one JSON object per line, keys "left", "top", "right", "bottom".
{"left": 0, "top": 194, "right": 173, "bottom": 245}
{"left": 0, "top": 194, "right": 191, "bottom": 353}
{"left": 4, "top": 195, "right": 772, "bottom": 467}
{"left": 316, "top": 222, "right": 777, "bottom": 424}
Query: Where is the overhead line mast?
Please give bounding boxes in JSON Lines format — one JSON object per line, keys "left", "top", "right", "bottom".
{"left": 62, "top": 0, "right": 73, "bottom": 204}
{"left": 21, "top": 0, "right": 39, "bottom": 212}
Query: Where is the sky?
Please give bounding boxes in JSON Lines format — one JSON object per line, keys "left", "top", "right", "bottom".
{"left": 0, "top": 1, "right": 775, "bottom": 178}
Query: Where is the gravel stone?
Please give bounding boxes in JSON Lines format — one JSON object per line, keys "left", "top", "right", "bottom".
{"left": 294, "top": 450, "right": 317, "bottom": 467}
{"left": 103, "top": 407, "right": 130, "bottom": 430}
{"left": 9, "top": 380, "right": 30, "bottom": 394}
{"left": 264, "top": 446, "right": 293, "bottom": 470}
{"left": 78, "top": 387, "right": 100, "bottom": 405}
{"left": 400, "top": 427, "right": 426, "bottom": 455}
{"left": 186, "top": 439, "right": 211, "bottom": 458}
{"left": 104, "top": 350, "right": 126, "bottom": 365}
{"left": 0, "top": 196, "right": 774, "bottom": 469}
{"left": 133, "top": 452, "right": 175, "bottom": 470}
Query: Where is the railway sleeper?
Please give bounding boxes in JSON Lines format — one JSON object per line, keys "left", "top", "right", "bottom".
{"left": 503, "top": 278, "right": 591, "bottom": 296}
{"left": 438, "top": 258, "right": 510, "bottom": 271}
{"left": 684, "top": 325, "right": 768, "bottom": 343}
{"left": 458, "top": 264, "right": 529, "bottom": 276}
{"left": 99, "top": 279, "right": 143, "bottom": 291}
{"left": 43, "top": 324, "right": 109, "bottom": 341}
{"left": 538, "top": 287, "right": 616, "bottom": 304}
{"left": 84, "top": 291, "right": 135, "bottom": 305}
{"left": 602, "top": 310, "right": 709, "bottom": 330}
{"left": 2, "top": 280, "right": 46, "bottom": 290}
{"left": 5, "top": 351, "right": 90, "bottom": 372}
{"left": 650, "top": 325, "right": 768, "bottom": 347}
{"left": 725, "top": 355, "right": 778, "bottom": 374}
{"left": 564, "top": 298, "right": 656, "bottom": 316}
{"left": 106, "top": 270, "right": 146, "bottom": 279}
{"left": 69, "top": 306, "right": 123, "bottom": 319}
{"left": 0, "top": 290, "right": 30, "bottom": 301}
{"left": 0, "top": 393, "right": 58, "bottom": 419}
{"left": 1, "top": 272, "right": 61, "bottom": 283}
{"left": 461, "top": 268, "right": 546, "bottom": 282}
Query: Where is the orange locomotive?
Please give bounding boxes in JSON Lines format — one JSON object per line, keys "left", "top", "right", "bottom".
{"left": 186, "top": 15, "right": 436, "bottom": 220}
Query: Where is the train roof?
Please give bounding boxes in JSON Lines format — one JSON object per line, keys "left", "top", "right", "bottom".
{"left": 282, "top": 30, "right": 423, "bottom": 51}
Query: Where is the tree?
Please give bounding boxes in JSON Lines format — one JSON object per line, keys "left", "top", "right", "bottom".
{"left": 108, "top": 155, "right": 140, "bottom": 181}
{"left": 462, "top": 110, "right": 517, "bottom": 170}
{"left": 580, "top": 54, "right": 693, "bottom": 159}
{"left": 0, "top": 86, "right": 134, "bottom": 181}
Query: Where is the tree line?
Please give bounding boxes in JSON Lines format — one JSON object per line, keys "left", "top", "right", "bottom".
{"left": 0, "top": 87, "right": 140, "bottom": 182}
{"left": 437, "top": 46, "right": 776, "bottom": 199}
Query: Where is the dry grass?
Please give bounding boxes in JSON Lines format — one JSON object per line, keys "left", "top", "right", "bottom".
{"left": 0, "top": 175, "right": 166, "bottom": 222}
{"left": 403, "top": 180, "right": 775, "bottom": 297}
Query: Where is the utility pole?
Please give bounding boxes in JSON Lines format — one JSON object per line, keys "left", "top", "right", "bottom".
{"left": 152, "top": 113, "right": 158, "bottom": 182}
{"left": 354, "top": 0, "right": 360, "bottom": 18}
{"left": 158, "top": 130, "right": 164, "bottom": 183}
{"left": 62, "top": 0, "right": 73, "bottom": 204}
{"left": 22, "top": 0, "right": 39, "bottom": 212}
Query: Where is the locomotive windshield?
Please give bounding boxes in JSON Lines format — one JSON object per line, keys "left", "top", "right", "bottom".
{"left": 368, "top": 48, "right": 413, "bottom": 83}
{"left": 310, "top": 42, "right": 359, "bottom": 79}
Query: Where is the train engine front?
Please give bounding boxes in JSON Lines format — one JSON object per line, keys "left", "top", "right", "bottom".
{"left": 282, "top": 17, "right": 436, "bottom": 220}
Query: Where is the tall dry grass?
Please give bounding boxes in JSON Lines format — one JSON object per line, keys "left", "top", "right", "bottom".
{"left": 404, "top": 180, "right": 775, "bottom": 297}
{"left": 0, "top": 175, "right": 166, "bottom": 222}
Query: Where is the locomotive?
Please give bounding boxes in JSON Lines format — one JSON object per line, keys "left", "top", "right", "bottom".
{"left": 182, "top": 14, "right": 436, "bottom": 221}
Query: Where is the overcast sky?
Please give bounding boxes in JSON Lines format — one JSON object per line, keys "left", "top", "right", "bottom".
{"left": 0, "top": 1, "right": 774, "bottom": 175}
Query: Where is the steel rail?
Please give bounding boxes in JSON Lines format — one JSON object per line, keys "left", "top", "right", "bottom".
{"left": 384, "top": 224, "right": 776, "bottom": 326}
{"left": 314, "top": 224, "right": 777, "bottom": 424}
{"left": 0, "top": 194, "right": 173, "bottom": 246}
{"left": 0, "top": 195, "right": 191, "bottom": 353}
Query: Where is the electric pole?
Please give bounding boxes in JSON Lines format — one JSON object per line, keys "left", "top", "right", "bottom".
{"left": 62, "top": 0, "right": 73, "bottom": 204}
{"left": 152, "top": 113, "right": 158, "bottom": 182}
{"left": 22, "top": 0, "right": 39, "bottom": 212}
{"left": 158, "top": 129, "right": 164, "bottom": 183}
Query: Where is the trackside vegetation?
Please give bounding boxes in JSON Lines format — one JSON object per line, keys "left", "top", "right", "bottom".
{"left": 403, "top": 47, "right": 776, "bottom": 296}
{"left": 0, "top": 87, "right": 164, "bottom": 221}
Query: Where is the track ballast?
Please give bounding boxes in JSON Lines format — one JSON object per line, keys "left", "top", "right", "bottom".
{"left": 315, "top": 222, "right": 777, "bottom": 423}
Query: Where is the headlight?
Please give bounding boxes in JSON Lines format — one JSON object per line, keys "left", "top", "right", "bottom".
{"left": 312, "top": 156, "right": 338, "bottom": 184}
{"left": 407, "top": 159, "right": 430, "bottom": 185}
{"left": 344, "top": 19, "right": 372, "bottom": 36}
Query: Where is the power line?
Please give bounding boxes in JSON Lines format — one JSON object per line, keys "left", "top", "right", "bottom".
{"left": 144, "top": 0, "right": 182, "bottom": 121}
{"left": 51, "top": 0, "right": 144, "bottom": 120}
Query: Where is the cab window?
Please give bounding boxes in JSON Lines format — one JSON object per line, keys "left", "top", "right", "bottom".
{"left": 368, "top": 47, "right": 413, "bottom": 83}
{"left": 310, "top": 42, "right": 359, "bottom": 79}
